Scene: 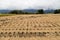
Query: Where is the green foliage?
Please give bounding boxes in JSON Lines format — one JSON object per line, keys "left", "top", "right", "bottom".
{"left": 0, "top": 14, "right": 16, "bottom": 17}
{"left": 54, "top": 9, "right": 60, "bottom": 14}
{"left": 9, "top": 9, "right": 44, "bottom": 14}
{"left": 9, "top": 10, "right": 23, "bottom": 14}
{"left": 37, "top": 9, "right": 44, "bottom": 14}
{"left": 24, "top": 12, "right": 29, "bottom": 14}
{"left": 9, "top": 10, "right": 34, "bottom": 14}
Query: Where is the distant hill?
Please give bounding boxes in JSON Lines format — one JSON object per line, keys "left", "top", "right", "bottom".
{"left": 44, "top": 9, "right": 54, "bottom": 13}
{"left": 0, "top": 10, "right": 11, "bottom": 13}
{"left": 0, "top": 9, "right": 54, "bottom": 13}
{"left": 0, "top": 9, "right": 37, "bottom": 13}
{"left": 23, "top": 9, "right": 54, "bottom": 13}
{"left": 23, "top": 9, "right": 37, "bottom": 13}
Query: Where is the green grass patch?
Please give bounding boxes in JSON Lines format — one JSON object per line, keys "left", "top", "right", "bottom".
{"left": 0, "top": 14, "right": 17, "bottom": 17}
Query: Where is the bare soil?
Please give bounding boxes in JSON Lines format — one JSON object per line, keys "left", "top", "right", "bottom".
{"left": 0, "top": 14, "right": 60, "bottom": 40}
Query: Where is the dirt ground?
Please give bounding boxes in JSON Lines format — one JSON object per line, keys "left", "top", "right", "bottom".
{"left": 0, "top": 14, "right": 60, "bottom": 40}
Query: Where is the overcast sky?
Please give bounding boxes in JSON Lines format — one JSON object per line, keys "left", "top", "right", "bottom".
{"left": 0, "top": 0, "right": 60, "bottom": 10}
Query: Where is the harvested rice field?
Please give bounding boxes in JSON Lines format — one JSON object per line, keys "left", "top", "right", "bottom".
{"left": 0, "top": 14, "right": 60, "bottom": 40}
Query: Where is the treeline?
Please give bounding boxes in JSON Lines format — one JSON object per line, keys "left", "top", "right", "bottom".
{"left": 8, "top": 9, "right": 60, "bottom": 14}
{"left": 54, "top": 9, "right": 60, "bottom": 14}
{"left": 8, "top": 9, "right": 44, "bottom": 14}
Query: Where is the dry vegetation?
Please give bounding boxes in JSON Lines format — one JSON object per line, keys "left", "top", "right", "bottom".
{"left": 0, "top": 14, "right": 60, "bottom": 40}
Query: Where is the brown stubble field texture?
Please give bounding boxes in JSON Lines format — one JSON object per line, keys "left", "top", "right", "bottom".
{"left": 0, "top": 14, "right": 60, "bottom": 40}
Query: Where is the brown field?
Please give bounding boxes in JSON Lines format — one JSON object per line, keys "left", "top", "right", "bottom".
{"left": 0, "top": 14, "right": 60, "bottom": 40}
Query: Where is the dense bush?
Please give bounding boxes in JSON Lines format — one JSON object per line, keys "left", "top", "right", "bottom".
{"left": 9, "top": 10, "right": 23, "bottom": 14}
{"left": 37, "top": 9, "right": 44, "bottom": 14}
{"left": 9, "top": 9, "right": 44, "bottom": 14}
{"left": 54, "top": 9, "right": 60, "bottom": 14}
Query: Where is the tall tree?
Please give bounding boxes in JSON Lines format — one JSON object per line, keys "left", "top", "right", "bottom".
{"left": 37, "top": 9, "right": 44, "bottom": 14}
{"left": 9, "top": 10, "right": 24, "bottom": 14}
{"left": 54, "top": 9, "right": 60, "bottom": 14}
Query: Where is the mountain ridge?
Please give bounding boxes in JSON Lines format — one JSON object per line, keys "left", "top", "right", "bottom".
{"left": 0, "top": 9, "right": 54, "bottom": 13}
